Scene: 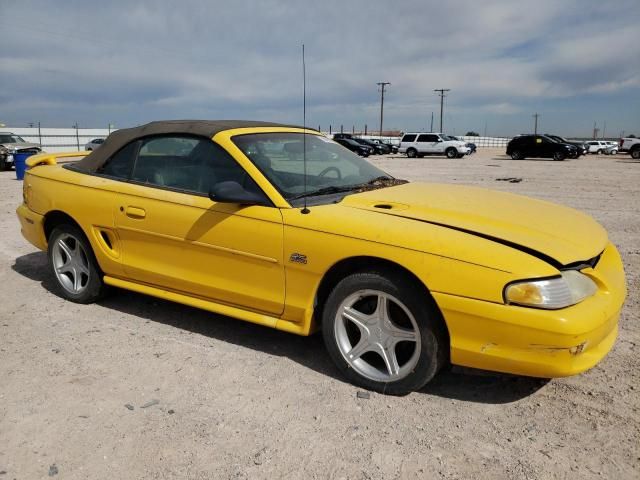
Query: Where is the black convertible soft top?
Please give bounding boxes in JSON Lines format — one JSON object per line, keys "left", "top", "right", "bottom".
{"left": 73, "top": 120, "right": 304, "bottom": 173}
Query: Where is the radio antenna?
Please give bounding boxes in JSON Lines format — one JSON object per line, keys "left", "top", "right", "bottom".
{"left": 301, "top": 43, "right": 310, "bottom": 214}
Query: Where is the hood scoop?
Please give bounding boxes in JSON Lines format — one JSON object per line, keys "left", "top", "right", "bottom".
{"left": 372, "top": 202, "right": 409, "bottom": 211}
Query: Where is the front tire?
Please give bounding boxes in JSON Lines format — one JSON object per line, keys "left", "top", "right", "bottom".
{"left": 48, "top": 224, "right": 107, "bottom": 303}
{"left": 553, "top": 151, "right": 566, "bottom": 161}
{"left": 0, "top": 156, "right": 8, "bottom": 171}
{"left": 631, "top": 149, "right": 640, "bottom": 160}
{"left": 322, "top": 271, "right": 446, "bottom": 395}
{"left": 445, "top": 148, "right": 457, "bottom": 159}
{"left": 596, "top": 149, "right": 603, "bottom": 155}
{"left": 510, "top": 150, "right": 523, "bottom": 160}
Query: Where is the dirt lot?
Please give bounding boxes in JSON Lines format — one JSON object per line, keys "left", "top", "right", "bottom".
{"left": 1, "top": 149, "right": 638, "bottom": 479}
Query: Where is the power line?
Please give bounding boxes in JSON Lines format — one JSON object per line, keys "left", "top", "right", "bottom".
{"left": 377, "top": 82, "right": 391, "bottom": 137}
{"left": 434, "top": 89, "right": 450, "bottom": 132}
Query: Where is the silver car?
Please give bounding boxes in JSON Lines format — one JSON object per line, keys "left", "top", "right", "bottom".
{"left": 85, "top": 138, "right": 106, "bottom": 151}
{"left": 0, "top": 132, "right": 42, "bottom": 170}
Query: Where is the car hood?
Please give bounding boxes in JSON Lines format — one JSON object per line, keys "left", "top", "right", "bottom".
{"left": 341, "top": 182, "right": 607, "bottom": 266}
{"left": 1, "top": 142, "right": 40, "bottom": 150}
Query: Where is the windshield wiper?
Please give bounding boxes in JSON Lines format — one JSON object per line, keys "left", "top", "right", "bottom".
{"left": 289, "top": 185, "right": 359, "bottom": 200}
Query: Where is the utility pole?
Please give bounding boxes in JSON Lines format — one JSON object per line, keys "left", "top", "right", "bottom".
{"left": 593, "top": 122, "right": 599, "bottom": 139}
{"left": 430, "top": 112, "right": 434, "bottom": 132}
{"left": 73, "top": 122, "right": 79, "bottom": 151}
{"left": 602, "top": 121, "right": 606, "bottom": 139}
{"left": 434, "top": 89, "right": 450, "bottom": 132}
{"left": 532, "top": 113, "right": 540, "bottom": 134}
{"left": 37, "top": 121, "right": 42, "bottom": 147}
{"left": 377, "top": 82, "right": 391, "bottom": 137}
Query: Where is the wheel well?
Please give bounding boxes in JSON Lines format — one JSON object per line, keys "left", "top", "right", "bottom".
{"left": 314, "top": 256, "right": 450, "bottom": 343}
{"left": 43, "top": 211, "right": 82, "bottom": 241}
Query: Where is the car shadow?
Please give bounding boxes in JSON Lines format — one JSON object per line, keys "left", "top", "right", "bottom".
{"left": 12, "top": 251, "right": 547, "bottom": 404}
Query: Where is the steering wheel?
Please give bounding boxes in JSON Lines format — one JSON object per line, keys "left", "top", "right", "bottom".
{"left": 318, "top": 166, "right": 341, "bottom": 179}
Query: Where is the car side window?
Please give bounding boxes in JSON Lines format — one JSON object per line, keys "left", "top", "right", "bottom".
{"left": 96, "top": 141, "right": 139, "bottom": 179}
{"left": 416, "top": 135, "right": 431, "bottom": 142}
{"left": 131, "top": 135, "right": 260, "bottom": 196}
{"left": 402, "top": 134, "right": 417, "bottom": 142}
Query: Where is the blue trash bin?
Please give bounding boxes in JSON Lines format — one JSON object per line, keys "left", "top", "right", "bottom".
{"left": 13, "top": 152, "right": 34, "bottom": 180}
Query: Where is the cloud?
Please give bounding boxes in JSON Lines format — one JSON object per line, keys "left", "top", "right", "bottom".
{"left": 0, "top": 0, "right": 639, "bottom": 136}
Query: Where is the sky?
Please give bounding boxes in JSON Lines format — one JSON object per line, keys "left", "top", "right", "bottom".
{"left": 1, "top": 0, "right": 639, "bottom": 137}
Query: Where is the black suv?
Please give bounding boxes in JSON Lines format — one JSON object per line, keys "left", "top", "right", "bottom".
{"left": 544, "top": 134, "right": 588, "bottom": 157}
{"left": 506, "top": 135, "right": 578, "bottom": 161}
{"left": 333, "top": 133, "right": 388, "bottom": 155}
{"left": 333, "top": 137, "right": 372, "bottom": 157}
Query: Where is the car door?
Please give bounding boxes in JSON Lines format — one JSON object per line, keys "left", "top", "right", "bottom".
{"left": 113, "top": 135, "right": 285, "bottom": 315}
{"left": 416, "top": 134, "right": 439, "bottom": 153}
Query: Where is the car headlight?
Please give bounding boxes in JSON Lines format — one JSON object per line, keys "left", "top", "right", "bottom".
{"left": 504, "top": 270, "right": 597, "bottom": 309}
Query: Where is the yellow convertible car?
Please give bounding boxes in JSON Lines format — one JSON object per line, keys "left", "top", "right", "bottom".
{"left": 17, "top": 121, "right": 626, "bottom": 394}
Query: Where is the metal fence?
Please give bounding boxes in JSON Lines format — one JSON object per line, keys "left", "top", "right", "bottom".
{"left": 6, "top": 127, "right": 112, "bottom": 153}
{"left": 6, "top": 126, "right": 515, "bottom": 152}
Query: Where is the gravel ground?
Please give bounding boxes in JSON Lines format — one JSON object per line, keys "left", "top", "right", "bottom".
{"left": 0, "top": 149, "right": 638, "bottom": 479}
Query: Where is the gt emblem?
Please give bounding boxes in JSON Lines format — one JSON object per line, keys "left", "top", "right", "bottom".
{"left": 289, "top": 253, "right": 308, "bottom": 264}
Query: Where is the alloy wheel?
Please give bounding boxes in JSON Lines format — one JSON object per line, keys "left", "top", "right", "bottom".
{"left": 334, "top": 289, "right": 421, "bottom": 382}
{"left": 52, "top": 233, "right": 91, "bottom": 294}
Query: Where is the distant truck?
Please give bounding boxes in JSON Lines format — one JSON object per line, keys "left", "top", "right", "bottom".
{"left": 619, "top": 138, "right": 640, "bottom": 159}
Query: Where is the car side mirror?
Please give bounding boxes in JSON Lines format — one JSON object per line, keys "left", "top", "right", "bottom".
{"left": 208, "top": 181, "right": 270, "bottom": 206}
{"left": 437, "top": 139, "right": 443, "bottom": 142}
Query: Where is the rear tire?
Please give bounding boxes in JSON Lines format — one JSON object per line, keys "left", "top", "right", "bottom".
{"left": 631, "top": 149, "right": 640, "bottom": 160}
{"left": 47, "top": 224, "right": 108, "bottom": 304}
{"left": 407, "top": 148, "right": 417, "bottom": 158}
{"left": 322, "top": 271, "right": 447, "bottom": 395}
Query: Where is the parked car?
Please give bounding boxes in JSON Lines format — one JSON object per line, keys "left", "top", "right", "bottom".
{"left": 619, "top": 137, "right": 640, "bottom": 159}
{"left": 603, "top": 141, "right": 618, "bottom": 155}
{"left": 452, "top": 136, "right": 477, "bottom": 154}
{"left": 333, "top": 137, "right": 372, "bottom": 157}
{"left": 85, "top": 138, "right": 106, "bottom": 151}
{"left": 0, "top": 132, "right": 42, "bottom": 170}
{"left": 585, "top": 141, "right": 612, "bottom": 155}
{"left": 358, "top": 138, "right": 391, "bottom": 155}
{"left": 17, "top": 120, "right": 626, "bottom": 395}
{"left": 398, "top": 133, "right": 470, "bottom": 158}
{"left": 506, "top": 134, "right": 578, "bottom": 161}
{"left": 544, "top": 134, "right": 588, "bottom": 157}
{"left": 371, "top": 139, "right": 399, "bottom": 154}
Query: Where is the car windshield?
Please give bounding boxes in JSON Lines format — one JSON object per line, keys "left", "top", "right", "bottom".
{"left": 0, "top": 134, "right": 26, "bottom": 143}
{"left": 442, "top": 135, "right": 457, "bottom": 141}
{"left": 232, "top": 133, "right": 399, "bottom": 205}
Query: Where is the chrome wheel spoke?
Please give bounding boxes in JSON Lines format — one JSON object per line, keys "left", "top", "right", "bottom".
{"left": 72, "top": 267, "right": 82, "bottom": 292}
{"left": 375, "top": 294, "right": 389, "bottom": 321}
{"left": 387, "top": 323, "right": 418, "bottom": 344}
{"left": 342, "top": 306, "right": 372, "bottom": 332}
{"left": 346, "top": 338, "right": 372, "bottom": 362}
{"left": 56, "top": 263, "right": 72, "bottom": 275}
{"left": 76, "top": 259, "right": 90, "bottom": 276}
{"left": 379, "top": 345, "right": 400, "bottom": 377}
{"left": 57, "top": 238, "right": 75, "bottom": 261}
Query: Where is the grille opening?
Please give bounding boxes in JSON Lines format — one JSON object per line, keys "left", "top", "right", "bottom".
{"left": 100, "top": 231, "right": 113, "bottom": 249}
{"left": 374, "top": 204, "right": 393, "bottom": 209}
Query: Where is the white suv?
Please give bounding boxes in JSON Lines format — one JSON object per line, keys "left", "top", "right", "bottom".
{"left": 398, "top": 133, "right": 470, "bottom": 158}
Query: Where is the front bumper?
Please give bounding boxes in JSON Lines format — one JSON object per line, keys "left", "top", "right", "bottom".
{"left": 16, "top": 203, "right": 47, "bottom": 251}
{"left": 433, "top": 242, "right": 626, "bottom": 378}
